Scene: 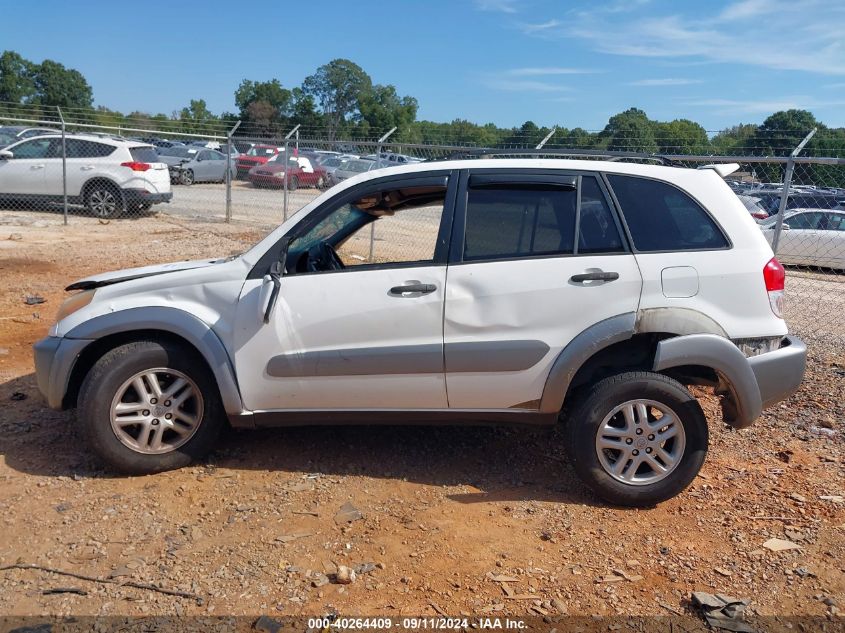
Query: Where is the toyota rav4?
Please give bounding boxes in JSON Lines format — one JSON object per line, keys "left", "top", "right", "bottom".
{"left": 33, "top": 155, "right": 806, "bottom": 506}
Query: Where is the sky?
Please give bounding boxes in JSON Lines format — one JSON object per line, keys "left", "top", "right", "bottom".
{"left": 4, "top": 0, "right": 845, "bottom": 132}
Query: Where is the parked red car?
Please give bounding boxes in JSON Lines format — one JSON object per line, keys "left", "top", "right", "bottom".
{"left": 235, "top": 144, "right": 285, "bottom": 178}
{"left": 246, "top": 155, "right": 328, "bottom": 190}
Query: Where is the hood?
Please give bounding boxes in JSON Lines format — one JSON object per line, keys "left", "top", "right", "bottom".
{"left": 159, "top": 155, "right": 193, "bottom": 166}
{"left": 65, "top": 258, "right": 227, "bottom": 291}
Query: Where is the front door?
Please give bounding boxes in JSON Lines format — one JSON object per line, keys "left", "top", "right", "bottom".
{"left": 233, "top": 172, "right": 457, "bottom": 411}
{"left": 0, "top": 137, "right": 54, "bottom": 195}
{"left": 443, "top": 170, "right": 643, "bottom": 409}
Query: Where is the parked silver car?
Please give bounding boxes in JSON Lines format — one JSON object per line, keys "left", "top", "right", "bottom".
{"left": 328, "top": 158, "right": 378, "bottom": 185}
{"left": 157, "top": 146, "right": 234, "bottom": 185}
{"left": 760, "top": 209, "right": 845, "bottom": 270}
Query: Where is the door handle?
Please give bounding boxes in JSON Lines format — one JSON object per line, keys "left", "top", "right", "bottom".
{"left": 81, "top": 165, "right": 95, "bottom": 171}
{"left": 389, "top": 283, "right": 437, "bottom": 295}
{"left": 570, "top": 271, "right": 620, "bottom": 283}
{"left": 31, "top": 164, "right": 44, "bottom": 170}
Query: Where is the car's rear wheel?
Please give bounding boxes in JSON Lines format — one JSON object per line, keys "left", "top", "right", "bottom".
{"left": 288, "top": 175, "right": 299, "bottom": 191}
{"left": 316, "top": 175, "right": 326, "bottom": 189}
{"left": 179, "top": 169, "right": 194, "bottom": 186}
{"left": 564, "top": 371, "right": 708, "bottom": 507}
{"left": 85, "top": 183, "right": 125, "bottom": 219}
{"left": 78, "top": 340, "right": 224, "bottom": 474}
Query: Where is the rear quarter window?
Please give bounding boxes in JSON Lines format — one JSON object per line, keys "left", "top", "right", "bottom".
{"left": 607, "top": 175, "right": 729, "bottom": 252}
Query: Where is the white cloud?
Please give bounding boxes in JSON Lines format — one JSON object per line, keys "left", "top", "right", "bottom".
{"left": 520, "top": 19, "right": 563, "bottom": 33}
{"left": 557, "top": 1, "right": 845, "bottom": 76}
{"left": 482, "top": 77, "right": 572, "bottom": 93}
{"left": 474, "top": 0, "right": 519, "bottom": 13}
{"left": 682, "top": 96, "right": 845, "bottom": 114}
{"left": 628, "top": 78, "right": 703, "bottom": 86}
{"left": 506, "top": 67, "right": 598, "bottom": 76}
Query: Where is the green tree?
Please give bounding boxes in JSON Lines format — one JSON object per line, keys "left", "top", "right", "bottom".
{"left": 653, "top": 119, "right": 709, "bottom": 154}
{"left": 178, "top": 98, "right": 218, "bottom": 134}
{"left": 750, "top": 109, "right": 819, "bottom": 156}
{"left": 357, "top": 84, "right": 418, "bottom": 140}
{"left": 234, "top": 79, "right": 293, "bottom": 135}
{"left": 302, "top": 59, "right": 372, "bottom": 140}
{"left": 0, "top": 50, "right": 36, "bottom": 106}
{"left": 710, "top": 123, "right": 758, "bottom": 155}
{"left": 600, "top": 108, "right": 657, "bottom": 153}
{"left": 30, "top": 59, "right": 93, "bottom": 110}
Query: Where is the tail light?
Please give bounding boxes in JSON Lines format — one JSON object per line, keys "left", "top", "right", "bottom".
{"left": 752, "top": 211, "right": 768, "bottom": 220}
{"left": 763, "top": 257, "right": 785, "bottom": 318}
{"left": 121, "top": 161, "right": 151, "bottom": 172}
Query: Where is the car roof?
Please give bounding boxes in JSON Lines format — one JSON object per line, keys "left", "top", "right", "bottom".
{"left": 6, "top": 133, "right": 153, "bottom": 148}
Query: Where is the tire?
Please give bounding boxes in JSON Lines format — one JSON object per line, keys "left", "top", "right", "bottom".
{"left": 77, "top": 340, "right": 225, "bottom": 474}
{"left": 85, "top": 183, "right": 125, "bottom": 219}
{"left": 288, "top": 175, "right": 299, "bottom": 192}
{"left": 563, "top": 371, "right": 708, "bottom": 507}
{"left": 316, "top": 175, "right": 326, "bottom": 189}
{"left": 179, "top": 169, "right": 194, "bottom": 186}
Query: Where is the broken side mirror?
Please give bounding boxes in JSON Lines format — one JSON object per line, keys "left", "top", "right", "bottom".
{"left": 260, "top": 238, "right": 290, "bottom": 324}
{"left": 0, "top": 150, "right": 13, "bottom": 160}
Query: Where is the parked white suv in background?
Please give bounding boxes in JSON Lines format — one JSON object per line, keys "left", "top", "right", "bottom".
{"left": 0, "top": 134, "right": 172, "bottom": 217}
{"left": 33, "top": 155, "right": 806, "bottom": 506}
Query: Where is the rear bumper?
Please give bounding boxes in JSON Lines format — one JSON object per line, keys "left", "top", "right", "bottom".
{"left": 123, "top": 189, "right": 172, "bottom": 205}
{"left": 33, "top": 336, "right": 92, "bottom": 409}
{"left": 653, "top": 333, "right": 806, "bottom": 429}
{"left": 748, "top": 335, "right": 807, "bottom": 410}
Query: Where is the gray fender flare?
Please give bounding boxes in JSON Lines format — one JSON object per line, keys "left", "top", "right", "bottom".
{"left": 539, "top": 313, "right": 636, "bottom": 414}
{"left": 66, "top": 306, "right": 244, "bottom": 415}
{"left": 652, "top": 333, "right": 762, "bottom": 428}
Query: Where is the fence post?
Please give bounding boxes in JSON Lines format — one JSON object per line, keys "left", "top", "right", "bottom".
{"left": 369, "top": 127, "right": 397, "bottom": 261}
{"left": 57, "top": 107, "right": 68, "bottom": 226}
{"left": 225, "top": 120, "right": 241, "bottom": 222}
{"left": 535, "top": 127, "right": 556, "bottom": 150}
{"left": 772, "top": 128, "right": 816, "bottom": 253}
{"left": 282, "top": 124, "right": 301, "bottom": 221}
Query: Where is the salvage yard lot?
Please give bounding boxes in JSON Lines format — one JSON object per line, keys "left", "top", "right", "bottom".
{"left": 0, "top": 209, "right": 843, "bottom": 620}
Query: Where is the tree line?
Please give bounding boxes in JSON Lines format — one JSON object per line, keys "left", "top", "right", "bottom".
{"left": 3, "top": 50, "right": 845, "bottom": 184}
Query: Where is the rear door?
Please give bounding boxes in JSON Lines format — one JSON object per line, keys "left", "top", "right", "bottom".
{"left": 443, "top": 170, "right": 643, "bottom": 410}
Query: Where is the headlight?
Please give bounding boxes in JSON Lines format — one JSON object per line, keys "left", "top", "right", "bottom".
{"left": 56, "top": 289, "right": 95, "bottom": 322}
{"left": 274, "top": 172, "right": 286, "bottom": 179}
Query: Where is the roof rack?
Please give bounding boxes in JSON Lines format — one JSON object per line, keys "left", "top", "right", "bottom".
{"left": 431, "top": 147, "right": 678, "bottom": 166}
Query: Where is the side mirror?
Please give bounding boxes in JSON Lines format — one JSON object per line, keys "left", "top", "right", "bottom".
{"left": 0, "top": 150, "right": 13, "bottom": 160}
{"left": 782, "top": 223, "right": 791, "bottom": 231}
{"left": 260, "top": 238, "right": 291, "bottom": 324}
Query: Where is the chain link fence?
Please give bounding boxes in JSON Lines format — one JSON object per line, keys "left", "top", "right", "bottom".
{"left": 1, "top": 110, "right": 843, "bottom": 345}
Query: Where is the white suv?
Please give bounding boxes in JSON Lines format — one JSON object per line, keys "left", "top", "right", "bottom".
{"left": 0, "top": 134, "right": 171, "bottom": 217}
{"left": 33, "top": 156, "right": 806, "bottom": 506}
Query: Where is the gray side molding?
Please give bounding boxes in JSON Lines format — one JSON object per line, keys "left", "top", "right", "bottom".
{"left": 538, "top": 313, "right": 636, "bottom": 414}
{"left": 66, "top": 306, "right": 244, "bottom": 415}
{"left": 653, "top": 333, "right": 762, "bottom": 427}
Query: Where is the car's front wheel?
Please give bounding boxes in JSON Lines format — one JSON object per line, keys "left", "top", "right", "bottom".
{"left": 78, "top": 340, "right": 224, "bottom": 474}
{"left": 179, "top": 169, "right": 194, "bottom": 186}
{"left": 564, "top": 371, "right": 708, "bottom": 507}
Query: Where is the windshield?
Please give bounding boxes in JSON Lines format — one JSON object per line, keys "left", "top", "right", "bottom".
{"left": 0, "top": 130, "right": 17, "bottom": 146}
{"left": 322, "top": 158, "right": 342, "bottom": 168}
{"left": 341, "top": 160, "right": 373, "bottom": 173}
{"left": 158, "top": 146, "right": 197, "bottom": 158}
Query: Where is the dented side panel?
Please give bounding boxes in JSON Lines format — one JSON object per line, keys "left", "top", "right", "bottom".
{"left": 443, "top": 255, "right": 643, "bottom": 409}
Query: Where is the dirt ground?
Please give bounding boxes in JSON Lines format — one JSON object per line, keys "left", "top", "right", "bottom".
{"left": 0, "top": 209, "right": 843, "bottom": 624}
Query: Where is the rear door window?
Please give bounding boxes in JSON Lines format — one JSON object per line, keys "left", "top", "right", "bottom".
{"left": 607, "top": 175, "right": 729, "bottom": 251}
{"left": 65, "top": 140, "right": 115, "bottom": 158}
{"left": 463, "top": 183, "right": 577, "bottom": 261}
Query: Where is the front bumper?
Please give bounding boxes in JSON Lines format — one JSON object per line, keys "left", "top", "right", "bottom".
{"left": 33, "top": 336, "right": 92, "bottom": 409}
{"left": 123, "top": 189, "right": 172, "bottom": 206}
